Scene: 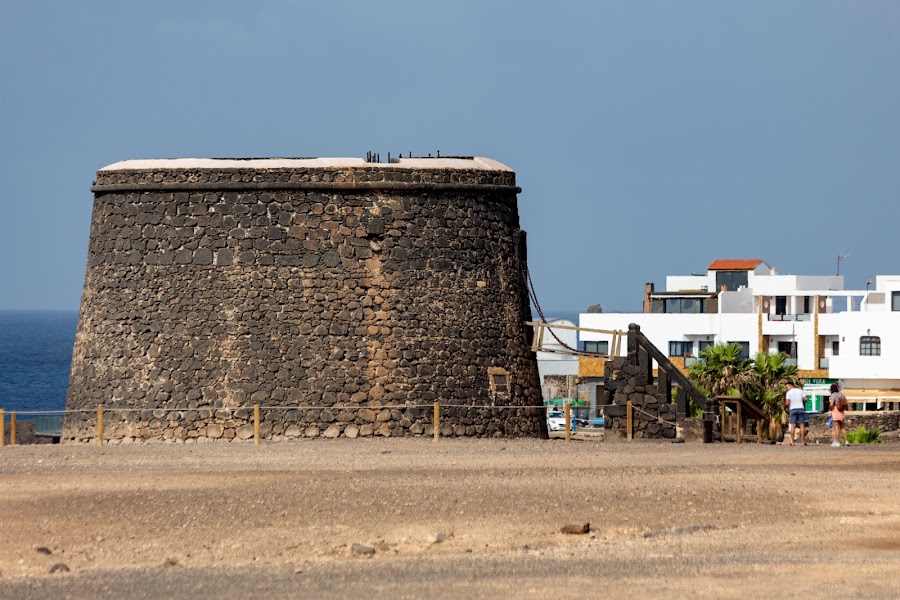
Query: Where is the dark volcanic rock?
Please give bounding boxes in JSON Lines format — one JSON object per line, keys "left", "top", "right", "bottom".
{"left": 65, "top": 159, "right": 545, "bottom": 444}
{"left": 561, "top": 523, "right": 591, "bottom": 535}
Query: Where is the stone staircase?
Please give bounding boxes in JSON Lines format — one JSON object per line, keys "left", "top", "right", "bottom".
{"left": 603, "top": 324, "right": 709, "bottom": 439}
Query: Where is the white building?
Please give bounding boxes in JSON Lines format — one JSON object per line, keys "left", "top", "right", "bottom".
{"left": 580, "top": 259, "right": 900, "bottom": 411}
{"left": 535, "top": 319, "right": 579, "bottom": 401}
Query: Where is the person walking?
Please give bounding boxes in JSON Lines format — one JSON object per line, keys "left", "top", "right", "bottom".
{"left": 784, "top": 382, "right": 807, "bottom": 446}
{"left": 829, "top": 383, "right": 849, "bottom": 446}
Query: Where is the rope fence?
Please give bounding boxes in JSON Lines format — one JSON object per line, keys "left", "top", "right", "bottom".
{"left": 617, "top": 400, "right": 680, "bottom": 441}
{"left": 1, "top": 402, "right": 574, "bottom": 448}
{"left": 0, "top": 402, "right": 675, "bottom": 446}
{"left": 631, "top": 405, "right": 672, "bottom": 424}
{"left": 0, "top": 404, "right": 550, "bottom": 416}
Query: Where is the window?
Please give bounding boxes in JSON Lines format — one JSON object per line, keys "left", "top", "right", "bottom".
{"left": 860, "top": 336, "right": 881, "bottom": 356}
{"left": 893, "top": 292, "right": 900, "bottom": 312}
{"left": 728, "top": 341, "right": 751, "bottom": 359}
{"left": 679, "top": 298, "right": 697, "bottom": 314}
{"left": 488, "top": 367, "right": 510, "bottom": 393}
{"left": 698, "top": 340, "right": 714, "bottom": 353}
{"left": 715, "top": 270, "right": 749, "bottom": 292}
{"left": 803, "top": 296, "right": 811, "bottom": 314}
{"left": 583, "top": 341, "right": 609, "bottom": 354}
{"left": 777, "top": 341, "right": 797, "bottom": 357}
{"left": 662, "top": 298, "right": 705, "bottom": 313}
{"left": 832, "top": 341, "right": 839, "bottom": 356}
{"left": 668, "top": 341, "right": 694, "bottom": 357}
{"left": 650, "top": 297, "right": 707, "bottom": 313}
{"left": 775, "top": 296, "right": 787, "bottom": 315}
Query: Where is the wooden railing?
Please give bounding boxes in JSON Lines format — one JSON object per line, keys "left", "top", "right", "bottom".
{"left": 629, "top": 325, "right": 708, "bottom": 415}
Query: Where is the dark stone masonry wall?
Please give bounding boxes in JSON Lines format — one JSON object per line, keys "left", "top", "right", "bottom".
{"left": 805, "top": 412, "right": 900, "bottom": 443}
{"left": 65, "top": 161, "right": 545, "bottom": 443}
{"left": 603, "top": 357, "right": 677, "bottom": 439}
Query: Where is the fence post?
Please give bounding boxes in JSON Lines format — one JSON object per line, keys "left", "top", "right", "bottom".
{"left": 702, "top": 398, "right": 715, "bottom": 443}
{"left": 564, "top": 402, "right": 572, "bottom": 444}
{"left": 97, "top": 405, "right": 104, "bottom": 447}
{"left": 253, "top": 404, "right": 260, "bottom": 445}
{"left": 720, "top": 402, "right": 725, "bottom": 445}
{"left": 626, "top": 400, "right": 633, "bottom": 441}
{"left": 10, "top": 412, "right": 17, "bottom": 446}
{"left": 433, "top": 402, "right": 440, "bottom": 443}
{"left": 0, "top": 409, "right": 4, "bottom": 447}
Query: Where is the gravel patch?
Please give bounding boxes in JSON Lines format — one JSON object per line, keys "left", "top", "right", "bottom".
{"left": 1, "top": 439, "right": 898, "bottom": 598}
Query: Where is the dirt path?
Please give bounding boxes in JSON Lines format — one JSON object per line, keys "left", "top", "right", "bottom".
{"left": 1, "top": 438, "right": 898, "bottom": 598}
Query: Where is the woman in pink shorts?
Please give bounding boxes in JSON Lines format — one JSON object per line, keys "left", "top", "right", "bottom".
{"left": 829, "top": 383, "right": 849, "bottom": 446}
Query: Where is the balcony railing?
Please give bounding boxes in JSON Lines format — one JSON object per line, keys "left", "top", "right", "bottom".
{"left": 819, "top": 357, "right": 829, "bottom": 369}
{"left": 684, "top": 357, "right": 699, "bottom": 367}
{"left": 783, "top": 358, "right": 797, "bottom": 366}
{"left": 767, "top": 314, "right": 812, "bottom": 322}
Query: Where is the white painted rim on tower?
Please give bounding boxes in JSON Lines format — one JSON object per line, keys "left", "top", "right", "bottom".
{"left": 99, "top": 157, "right": 513, "bottom": 172}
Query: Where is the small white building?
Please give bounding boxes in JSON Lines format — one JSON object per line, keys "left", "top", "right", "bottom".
{"left": 580, "top": 259, "right": 900, "bottom": 410}
{"left": 535, "top": 319, "right": 579, "bottom": 401}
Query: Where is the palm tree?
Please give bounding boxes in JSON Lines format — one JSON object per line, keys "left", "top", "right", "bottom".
{"left": 746, "top": 352, "right": 799, "bottom": 440}
{"left": 688, "top": 345, "right": 800, "bottom": 442}
{"left": 688, "top": 343, "right": 754, "bottom": 397}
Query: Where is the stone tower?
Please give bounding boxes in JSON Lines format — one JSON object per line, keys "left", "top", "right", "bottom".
{"left": 65, "top": 157, "right": 545, "bottom": 442}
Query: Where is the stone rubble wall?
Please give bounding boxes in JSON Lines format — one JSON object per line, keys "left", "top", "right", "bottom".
{"left": 66, "top": 405, "right": 542, "bottom": 445}
{"left": 541, "top": 374, "right": 577, "bottom": 400}
{"left": 603, "top": 357, "right": 677, "bottom": 439}
{"left": 802, "top": 412, "right": 900, "bottom": 444}
{"left": 677, "top": 410, "right": 899, "bottom": 445}
{"left": 65, "top": 164, "right": 545, "bottom": 443}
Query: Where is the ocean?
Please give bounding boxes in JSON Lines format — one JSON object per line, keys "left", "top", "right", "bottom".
{"left": 0, "top": 310, "right": 78, "bottom": 415}
{"left": 541, "top": 311, "right": 580, "bottom": 326}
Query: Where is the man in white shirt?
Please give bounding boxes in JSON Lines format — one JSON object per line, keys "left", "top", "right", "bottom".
{"left": 784, "top": 382, "right": 807, "bottom": 446}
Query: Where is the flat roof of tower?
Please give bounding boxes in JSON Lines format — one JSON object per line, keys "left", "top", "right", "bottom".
{"left": 99, "top": 157, "right": 513, "bottom": 172}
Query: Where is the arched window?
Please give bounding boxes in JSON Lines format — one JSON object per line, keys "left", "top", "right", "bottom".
{"left": 860, "top": 336, "right": 881, "bottom": 356}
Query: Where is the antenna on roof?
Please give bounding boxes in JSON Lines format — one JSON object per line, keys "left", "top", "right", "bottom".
{"left": 836, "top": 253, "right": 848, "bottom": 276}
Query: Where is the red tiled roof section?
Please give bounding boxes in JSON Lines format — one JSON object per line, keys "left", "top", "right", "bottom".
{"left": 707, "top": 259, "right": 763, "bottom": 271}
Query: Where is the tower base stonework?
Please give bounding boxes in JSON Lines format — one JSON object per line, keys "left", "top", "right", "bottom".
{"left": 65, "top": 157, "right": 545, "bottom": 442}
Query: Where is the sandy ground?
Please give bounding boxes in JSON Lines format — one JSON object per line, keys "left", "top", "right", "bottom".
{"left": 0, "top": 437, "right": 898, "bottom": 599}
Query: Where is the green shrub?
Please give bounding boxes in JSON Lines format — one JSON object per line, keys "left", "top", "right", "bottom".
{"left": 846, "top": 425, "right": 883, "bottom": 444}
{"left": 687, "top": 397, "right": 704, "bottom": 419}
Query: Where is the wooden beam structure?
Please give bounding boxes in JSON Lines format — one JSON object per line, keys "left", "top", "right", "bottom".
{"left": 525, "top": 321, "right": 627, "bottom": 357}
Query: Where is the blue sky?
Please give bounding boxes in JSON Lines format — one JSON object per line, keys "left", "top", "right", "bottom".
{"left": 1, "top": 1, "right": 898, "bottom": 313}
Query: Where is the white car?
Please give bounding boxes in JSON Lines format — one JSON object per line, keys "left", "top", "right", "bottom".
{"left": 546, "top": 410, "right": 571, "bottom": 432}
